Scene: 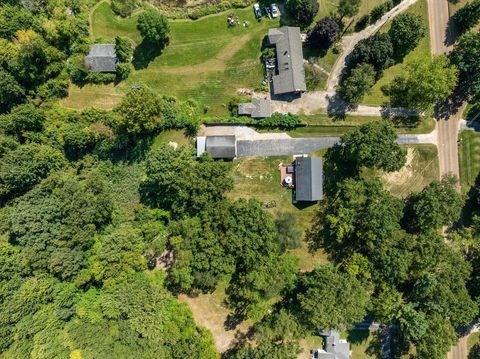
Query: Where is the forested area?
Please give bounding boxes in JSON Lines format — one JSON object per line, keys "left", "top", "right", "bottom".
{"left": 1, "top": 1, "right": 480, "bottom": 358}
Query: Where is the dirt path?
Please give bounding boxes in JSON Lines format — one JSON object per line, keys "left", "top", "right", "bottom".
{"left": 326, "top": 0, "right": 419, "bottom": 92}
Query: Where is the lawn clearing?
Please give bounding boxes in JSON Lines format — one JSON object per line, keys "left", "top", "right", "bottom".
{"left": 60, "top": 83, "right": 123, "bottom": 110}
{"left": 459, "top": 131, "right": 480, "bottom": 192}
{"left": 381, "top": 145, "right": 439, "bottom": 198}
{"left": 361, "top": 0, "right": 431, "bottom": 106}
{"left": 66, "top": 2, "right": 278, "bottom": 115}
{"left": 178, "top": 282, "right": 252, "bottom": 353}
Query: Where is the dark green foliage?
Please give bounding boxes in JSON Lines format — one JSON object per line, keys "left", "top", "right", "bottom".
{"left": 0, "top": 103, "right": 45, "bottom": 141}
{"left": 388, "top": 14, "right": 426, "bottom": 59}
{"left": 0, "top": 134, "right": 18, "bottom": 158}
{"left": 452, "top": 0, "right": 480, "bottom": 34}
{"left": 137, "top": 9, "right": 170, "bottom": 46}
{"left": 286, "top": 0, "right": 319, "bottom": 27}
{"left": 451, "top": 32, "right": 480, "bottom": 100}
{"left": 308, "top": 17, "right": 339, "bottom": 50}
{"left": 404, "top": 175, "right": 463, "bottom": 232}
{"left": 355, "top": 15, "right": 370, "bottom": 32}
{"left": 115, "top": 36, "right": 132, "bottom": 63}
{"left": 339, "top": 63, "right": 376, "bottom": 104}
{"left": 116, "top": 62, "right": 131, "bottom": 80}
{"left": 0, "top": 4, "right": 35, "bottom": 38}
{"left": 0, "top": 143, "right": 66, "bottom": 201}
{"left": 111, "top": 0, "right": 137, "bottom": 17}
{"left": 5, "top": 172, "right": 113, "bottom": 279}
{"left": 289, "top": 265, "right": 369, "bottom": 330}
{"left": 142, "top": 145, "right": 233, "bottom": 216}
{"left": 370, "top": 1, "right": 393, "bottom": 23}
{"left": 275, "top": 212, "right": 302, "bottom": 251}
{"left": 349, "top": 32, "right": 394, "bottom": 74}
{"left": 340, "top": 121, "right": 407, "bottom": 172}
{"left": 256, "top": 112, "right": 301, "bottom": 129}
{"left": 470, "top": 343, "right": 480, "bottom": 359}
{"left": 338, "top": 0, "right": 362, "bottom": 19}
{"left": 0, "top": 69, "right": 25, "bottom": 114}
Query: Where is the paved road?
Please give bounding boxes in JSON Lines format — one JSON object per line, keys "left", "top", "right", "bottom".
{"left": 428, "top": 1, "right": 468, "bottom": 358}
{"left": 427, "top": 0, "right": 461, "bottom": 182}
{"left": 235, "top": 133, "right": 436, "bottom": 157}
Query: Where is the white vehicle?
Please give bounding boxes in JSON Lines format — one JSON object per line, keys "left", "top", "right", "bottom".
{"left": 270, "top": 3, "right": 279, "bottom": 18}
{"left": 253, "top": 3, "right": 262, "bottom": 19}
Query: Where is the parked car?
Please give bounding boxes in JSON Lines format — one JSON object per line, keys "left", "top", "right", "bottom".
{"left": 270, "top": 3, "right": 279, "bottom": 18}
{"left": 253, "top": 3, "right": 262, "bottom": 19}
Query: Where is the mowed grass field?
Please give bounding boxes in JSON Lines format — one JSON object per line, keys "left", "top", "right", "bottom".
{"left": 361, "top": 0, "right": 431, "bottom": 106}
{"left": 63, "top": 2, "right": 279, "bottom": 115}
{"left": 459, "top": 131, "right": 480, "bottom": 191}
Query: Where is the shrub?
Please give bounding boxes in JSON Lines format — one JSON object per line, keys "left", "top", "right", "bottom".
{"left": 261, "top": 47, "right": 275, "bottom": 61}
{"left": 304, "top": 63, "right": 326, "bottom": 91}
{"left": 116, "top": 63, "right": 131, "bottom": 81}
{"left": 257, "top": 112, "right": 301, "bottom": 129}
{"left": 111, "top": 0, "right": 137, "bottom": 17}
{"left": 115, "top": 36, "right": 132, "bottom": 62}
{"left": 355, "top": 15, "right": 370, "bottom": 32}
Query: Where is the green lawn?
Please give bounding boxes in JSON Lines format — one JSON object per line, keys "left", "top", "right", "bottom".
{"left": 468, "top": 332, "right": 480, "bottom": 351}
{"left": 459, "top": 131, "right": 480, "bottom": 192}
{"left": 67, "top": 2, "right": 279, "bottom": 115}
{"left": 361, "top": 0, "right": 431, "bottom": 106}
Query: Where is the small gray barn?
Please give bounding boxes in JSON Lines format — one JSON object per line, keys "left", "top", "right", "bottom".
{"left": 267, "top": 27, "right": 307, "bottom": 95}
{"left": 197, "top": 136, "right": 237, "bottom": 159}
{"left": 294, "top": 157, "right": 323, "bottom": 202}
{"left": 238, "top": 99, "right": 272, "bottom": 118}
{"left": 84, "top": 44, "right": 118, "bottom": 72}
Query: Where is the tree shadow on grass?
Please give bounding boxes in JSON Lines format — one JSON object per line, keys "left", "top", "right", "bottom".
{"left": 132, "top": 40, "right": 166, "bottom": 70}
{"left": 347, "top": 329, "right": 370, "bottom": 345}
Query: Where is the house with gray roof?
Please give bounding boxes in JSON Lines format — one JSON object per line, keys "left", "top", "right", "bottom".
{"left": 84, "top": 44, "right": 118, "bottom": 73}
{"left": 238, "top": 99, "right": 272, "bottom": 118}
{"left": 311, "top": 330, "right": 350, "bottom": 359}
{"left": 267, "top": 27, "right": 307, "bottom": 95}
{"left": 294, "top": 157, "right": 323, "bottom": 202}
{"left": 196, "top": 136, "right": 236, "bottom": 159}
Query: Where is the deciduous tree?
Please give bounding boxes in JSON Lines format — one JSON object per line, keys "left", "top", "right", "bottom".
{"left": 137, "top": 9, "right": 170, "bottom": 47}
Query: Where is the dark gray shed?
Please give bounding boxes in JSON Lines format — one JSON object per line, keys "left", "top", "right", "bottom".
{"left": 84, "top": 44, "right": 118, "bottom": 72}
{"left": 238, "top": 99, "right": 272, "bottom": 118}
{"left": 267, "top": 27, "right": 307, "bottom": 95}
{"left": 205, "top": 136, "right": 236, "bottom": 159}
{"left": 294, "top": 157, "right": 323, "bottom": 202}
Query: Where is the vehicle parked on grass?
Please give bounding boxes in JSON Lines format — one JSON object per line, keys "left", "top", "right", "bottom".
{"left": 253, "top": 3, "right": 262, "bottom": 20}
{"left": 270, "top": 3, "right": 279, "bottom": 18}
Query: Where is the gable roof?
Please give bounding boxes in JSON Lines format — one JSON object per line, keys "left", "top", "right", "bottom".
{"left": 85, "top": 44, "right": 118, "bottom": 72}
{"left": 205, "top": 136, "right": 236, "bottom": 159}
{"left": 294, "top": 157, "right": 323, "bottom": 202}
{"left": 267, "top": 27, "right": 307, "bottom": 95}
{"left": 238, "top": 99, "right": 272, "bottom": 118}
{"left": 317, "top": 330, "right": 350, "bottom": 359}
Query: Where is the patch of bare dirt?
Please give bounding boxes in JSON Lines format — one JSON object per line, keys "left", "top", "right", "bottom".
{"left": 382, "top": 147, "right": 415, "bottom": 187}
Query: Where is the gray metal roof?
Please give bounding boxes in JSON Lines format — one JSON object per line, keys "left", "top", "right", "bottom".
{"left": 267, "top": 27, "right": 307, "bottom": 95}
{"left": 238, "top": 99, "right": 272, "bottom": 118}
{"left": 294, "top": 157, "right": 323, "bottom": 202}
{"left": 316, "top": 330, "right": 350, "bottom": 359}
{"left": 205, "top": 136, "right": 236, "bottom": 159}
{"left": 85, "top": 44, "right": 118, "bottom": 72}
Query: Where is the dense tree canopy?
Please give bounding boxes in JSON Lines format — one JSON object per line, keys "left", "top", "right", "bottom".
{"left": 137, "top": 9, "right": 170, "bottom": 46}
{"left": 340, "top": 121, "right": 406, "bottom": 172}
{"left": 388, "top": 14, "right": 426, "bottom": 59}
{"left": 338, "top": 0, "right": 362, "bottom": 20}
{"left": 286, "top": 0, "right": 319, "bottom": 27}
{"left": 388, "top": 55, "right": 458, "bottom": 112}
{"left": 452, "top": 0, "right": 480, "bottom": 34}
{"left": 451, "top": 32, "right": 480, "bottom": 100}
{"left": 349, "top": 33, "right": 394, "bottom": 73}
{"left": 338, "top": 63, "right": 376, "bottom": 104}
{"left": 308, "top": 17, "right": 339, "bottom": 50}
